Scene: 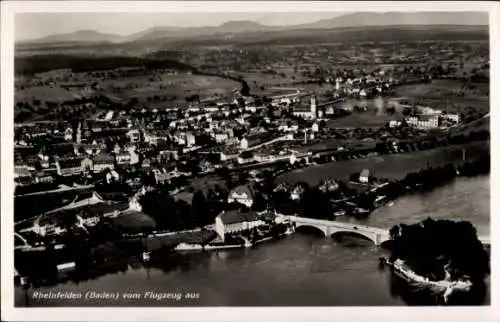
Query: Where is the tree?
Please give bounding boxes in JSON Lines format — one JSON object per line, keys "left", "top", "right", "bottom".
{"left": 190, "top": 190, "right": 207, "bottom": 228}
{"left": 389, "top": 218, "right": 489, "bottom": 282}
{"left": 252, "top": 192, "right": 267, "bottom": 212}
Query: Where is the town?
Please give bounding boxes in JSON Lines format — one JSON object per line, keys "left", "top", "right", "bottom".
{"left": 11, "top": 11, "right": 491, "bottom": 308}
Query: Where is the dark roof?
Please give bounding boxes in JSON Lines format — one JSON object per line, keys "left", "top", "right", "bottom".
{"left": 144, "top": 230, "right": 218, "bottom": 251}
{"left": 57, "top": 157, "right": 83, "bottom": 168}
{"left": 243, "top": 132, "right": 274, "bottom": 147}
{"left": 93, "top": 153, "right": 114, "bottom": 164}
{"left": 51, "top": 143, "right": 75, "bottom": 156}
{"left": 239, "top": 151, "right": 254, "bottom": 159}
{"left": 218, "top": 210, "right": 259, "bottom": 225}
{"left": 293, "top": 105, "right": 312, "bottom": 113}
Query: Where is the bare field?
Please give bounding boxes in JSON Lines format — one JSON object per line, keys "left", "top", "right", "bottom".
{"left": 104, "top": 73, "right": 240, "bottom": 103}
{"left": 278, "top": 141, "right": 489, "bottom": 186}
{"left": 395, "top": 79, "right": 487, "bottom": 97}
{"left": 15, "top": 86, "right": 94, "bottom": 103}
{"left": 327, "top": 112, "right": 395, "bottom": 129}
{"left": 394, "top": 79, "right": 489, "bottom": 113}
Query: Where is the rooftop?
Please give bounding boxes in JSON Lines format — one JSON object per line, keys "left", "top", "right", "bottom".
{"left": 218, "top": 210, "right": 259, "bottom": 225}
{"left": 229, "top": 185, "right": 254, "bottom": 199}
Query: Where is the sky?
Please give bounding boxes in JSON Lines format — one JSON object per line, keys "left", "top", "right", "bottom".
{"left": 15, "top": 12, "right": 345, "bottom": 41}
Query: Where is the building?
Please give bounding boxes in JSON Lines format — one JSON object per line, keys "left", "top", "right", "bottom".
{"left": 34, "top": 171, "right": 54, "bottom": 184}
{"left": 237, "top": 151, "right": 254, "bottom": 164}
{"left": 115, "top": 152, "right": 131, "bottom": 165}
{"left": 80, "top": 141, "right": 103, "bottom": 156}
{"left": 144, "top": 130, "right": 169, "bottom": 145}
{"left": 240, "top": 132, "right": 292, "bottom": 151}
{"left": 319, "top": 179, "right": 339, "bottom": 193}
{"left": 153, "top": 170, "right": 171, "bottom": 185}
{"left": 32, "top": 192, "right": 129, "bottom": 236}
{"left": 227, "top": 185, "right": 254, "bottom": 208}
{"left": 405, "top": 115, "right": 439, "bottom": 129}
{"left": 64, "top": 127, "right": 73, "bottom": 141}
{"left": 81, "top": 157, "right": 94, "bottom": 173}
{"left": 55, "top": 157, "right": 84, "bottom": 177}
{"left": 106, "top": 170, "right": 120, "bottom": 184}
{"left": 214, "top": 210, "right": 264, "bottom": 242}
{"left": 359, "top": 169, "right": 370, "bottom": 183}
{"left": 290, "top": 184, "right": 306, "bottom": 200}
{"left": 126, "top": 129, "right": 141, "bottom": 143}
{"left": 14, "top": 164, "right": 31, "bottom": 179}
{"left": 185, "top": 132, "right": 196, "bottom": 147}
{"left": 389, "top": 120, "right": 403, "bottom": 128}
{"left": 214, "top": 132, "right": 229, "bottom": 143}
{"left": 292, "top": 95, "right": 317, "bottom": 120}
{"left": 142, "top": 158, "right": 152, "bottom": 169}
{"left": 93, "top": 153, "right": 115, "bottom": 173}
{"left": 441, "top": 114, "right": 460, "bottom": 124}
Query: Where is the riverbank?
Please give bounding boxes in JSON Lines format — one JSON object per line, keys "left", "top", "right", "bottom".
{"left": 381, "top": 257, "right": 472, "bottom": 303}
{"left": 14, "top": 231, "right": 490, "bottom": 307}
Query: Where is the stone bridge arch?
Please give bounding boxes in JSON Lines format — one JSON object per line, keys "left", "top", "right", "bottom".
{"left": 328, "top": 228, "right": 378, "bottom": 244}
{"left": 293, "top": 223, "right": 327, "bottom": 237}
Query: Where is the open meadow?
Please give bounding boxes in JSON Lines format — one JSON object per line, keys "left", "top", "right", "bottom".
{"left": 97, "top": 73, "right": 241, "bottom": 105}
{"left": 278, "top": 141, "right": 489, "bottom": 186}
{"left": 394, "top": 79, "right": 489, "bottom": 113}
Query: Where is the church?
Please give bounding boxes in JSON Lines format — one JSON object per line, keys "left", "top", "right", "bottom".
{"left": 292, "top": 94, "right": 317, "bottom": 120}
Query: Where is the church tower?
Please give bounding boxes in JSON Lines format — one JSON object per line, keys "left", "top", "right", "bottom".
{"left": 310, "top": 95, "right": 317, "bottom": 119}
{"left": 76, "top": 121, "right": 82, "bottom": 144}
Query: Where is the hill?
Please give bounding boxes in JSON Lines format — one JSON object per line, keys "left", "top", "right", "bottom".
{"left": 19, "top": 30, "right": 125, "bottom": 45}
{"left": 19, "top": 11, "right": 488, "bottom": 45}
{"left": 298, "top": 12, "right": 488, "bottom": 29}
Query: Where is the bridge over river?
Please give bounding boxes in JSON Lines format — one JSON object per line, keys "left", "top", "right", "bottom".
{"left": 287, "top": 216, "right": 490, "bottom": 246}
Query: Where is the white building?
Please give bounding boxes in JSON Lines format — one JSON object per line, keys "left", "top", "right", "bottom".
{"left": 115, "top": 152, "right": 131, "bottom": 165}
{"left": 64, "top": 127, "right": 73, "bottom": 141}
{"left": 405, "top": 115, "right": 439, "bottom": 129}
{"left": 359, "top": 169, "right": 370, "bottom": 183}
{"left": 389, "top": 120, "right": 403, "bottom": 128}
{"left": 214, "top": 210, "right": 264, "bottom": 242}
{"left": 227, "top": 185, "right": 254, "bottom": 208}
{"left": 126, "top": 129, "right": 141, "bottom": 143}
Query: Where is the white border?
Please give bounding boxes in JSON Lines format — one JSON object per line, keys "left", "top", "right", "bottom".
{"left": 1, "top": 2, "right": 499, "bottom": 321}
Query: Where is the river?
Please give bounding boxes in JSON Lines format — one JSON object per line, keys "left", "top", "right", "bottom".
{"left": 15, "top": 175, "right": 490, "bottom": 307}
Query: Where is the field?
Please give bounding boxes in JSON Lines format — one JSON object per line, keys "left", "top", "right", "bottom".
{"left": 102, "top": 73, "right": 240, "bottom": 105}
{"left": 277, "top": 141, "right": 489, "bottom": 186}
{"left": 112, "top": 211, "right": 157, "bottom": 233}
{"left": 325, "top": 97, "right": 405, "bottom": 129}
{"left": 15, "top": 86, "right": 93, "bottom": 103}
{"left": 394, "top": 79, "right": 489, "bottom": 113}
{"left": 232, "top": 70, "right": 338, "bottom": 97}
{"left": 188, "top": 175, "right": 227, "bottom": 194}
{"left": 327, "top": 111, "right": 396, "bottom": 129}
{"left": 15, "top": 189, "right": 95, "bottom": 222}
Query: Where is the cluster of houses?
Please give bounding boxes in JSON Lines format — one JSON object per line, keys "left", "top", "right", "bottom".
{"left": 15, "top": 92, "right": 334, "bottom": 191}
{"left": 388, "top": 106, "right": 461, "bottom": 130}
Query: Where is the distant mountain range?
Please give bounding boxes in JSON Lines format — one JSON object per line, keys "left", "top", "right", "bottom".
{"left": 19, "top": 12, "right": 488, "bottom": 45}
